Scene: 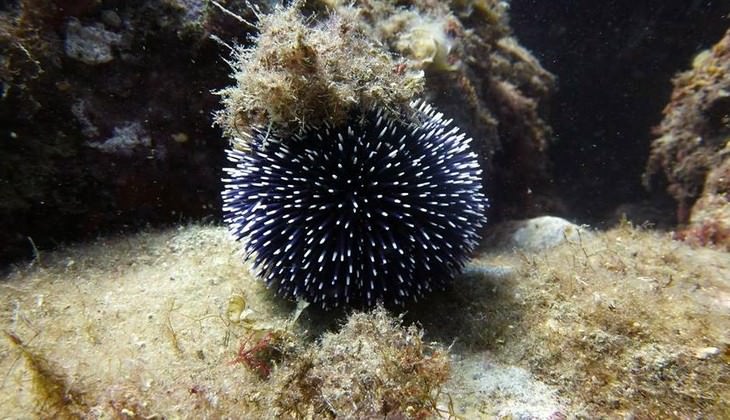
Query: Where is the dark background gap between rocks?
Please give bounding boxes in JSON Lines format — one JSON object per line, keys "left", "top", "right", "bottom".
{"left": 509, "top": 0, "right": 730, "bottom": 226}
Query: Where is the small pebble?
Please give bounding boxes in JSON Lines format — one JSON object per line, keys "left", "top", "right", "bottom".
{"left": 694, "top": 346, "right": 720, "bottom": 360}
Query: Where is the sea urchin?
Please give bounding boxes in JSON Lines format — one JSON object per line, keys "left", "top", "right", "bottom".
{"left": 222, "top": 101, "right": 487, "bottom": 308}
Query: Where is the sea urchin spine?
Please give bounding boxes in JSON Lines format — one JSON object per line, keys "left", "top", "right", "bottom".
{"left": 222, "top": 101, "right": 487, "bottom": 308}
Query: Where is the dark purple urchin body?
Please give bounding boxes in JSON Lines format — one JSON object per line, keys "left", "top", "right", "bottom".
{"left": 222, "top": 101, "right": 487, "bottom": 309}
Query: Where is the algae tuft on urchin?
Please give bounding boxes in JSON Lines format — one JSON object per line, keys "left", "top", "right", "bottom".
{"left": 214, "top": 1, "right": 424, "bottom": 140}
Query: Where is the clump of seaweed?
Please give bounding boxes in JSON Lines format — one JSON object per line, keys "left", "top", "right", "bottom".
{"left": 675, "top": 218, "right": 730, "bottom": 250}
{"left": 214, "top": 1, "right": 423, "bottom": 139}
{"left": 215, "top": 0, "right": 555, "bottom": 219}
{"left": 506, "top": 222, "right": 730, "bottom": 417}
{"left": 231, "top": 331, "right": 288, "bottom": 379}
{"left": 267, "top": 306, "right": 451, "bottom": 418}
{"left": 4, "top": 332, "right": 87, "bottom": 418}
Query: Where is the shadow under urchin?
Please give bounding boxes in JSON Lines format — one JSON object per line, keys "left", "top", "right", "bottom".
{"left": 222, "top": 101, "right": 487, "bottom": 309}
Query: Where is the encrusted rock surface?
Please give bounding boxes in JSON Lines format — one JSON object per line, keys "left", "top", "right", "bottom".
{"left": 644, "top": 29, "right": 730, "bottom": 249}
{"left": 0, "top": 0, "right": 258, "bottom": 264}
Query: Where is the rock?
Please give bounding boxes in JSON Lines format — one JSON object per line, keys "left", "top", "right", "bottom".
{"left": 451, "top": 356, "right": 566, "bottom": 419}
{"left": 87, "top": 122, "right": 151, "bottom": 155}
{"left": 694, "top": 346, "right": 721, "bottom": 360}
{"left": 0, "top": 1, "right": 241, "bottom": 264}
{"left": 485, "top": 216, "right": 590, "bottom": 252}
{"left": 644, "top": 29, "right": 730, "bottom": 250}
{"left": 64, "top": 18, "right": 123, "bottom": 65}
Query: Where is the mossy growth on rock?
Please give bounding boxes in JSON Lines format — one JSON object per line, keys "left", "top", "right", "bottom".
{"left": 644, "top": 29, "right": 730, "bottom": 248}
{"left": 1, "top": 223, "right": 728, "bottom": 417}
{"left": 268, "top": 306, "right": 451, "bottom": 418}
{"left": 407, "top": 219, "right": 730, "bottom": 417}
{"left": 510, "top": 222, "right": 730, "bottom": 417}
{"left": 0, "top": 226, "right": 451, "bottom": 418}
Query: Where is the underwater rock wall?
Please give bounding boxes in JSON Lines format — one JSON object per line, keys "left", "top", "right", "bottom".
{"left": 1, "top": 0, "right": 555, "bottom": 265}
{"left": 371, "top": 0, "right": 557, "bottom": 220}
{"left": 0, "top": 0, "right": 255, "bottom": 265}
{"left": 0, "top": 0, "right": 270, "bottom": 263}
{"left": 645, "top": 29, "right": 730, "bottom": 250}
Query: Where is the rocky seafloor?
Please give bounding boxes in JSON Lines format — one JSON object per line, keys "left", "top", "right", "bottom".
{"left": 1, "top": 219, "right": 728, "bottom": 418}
